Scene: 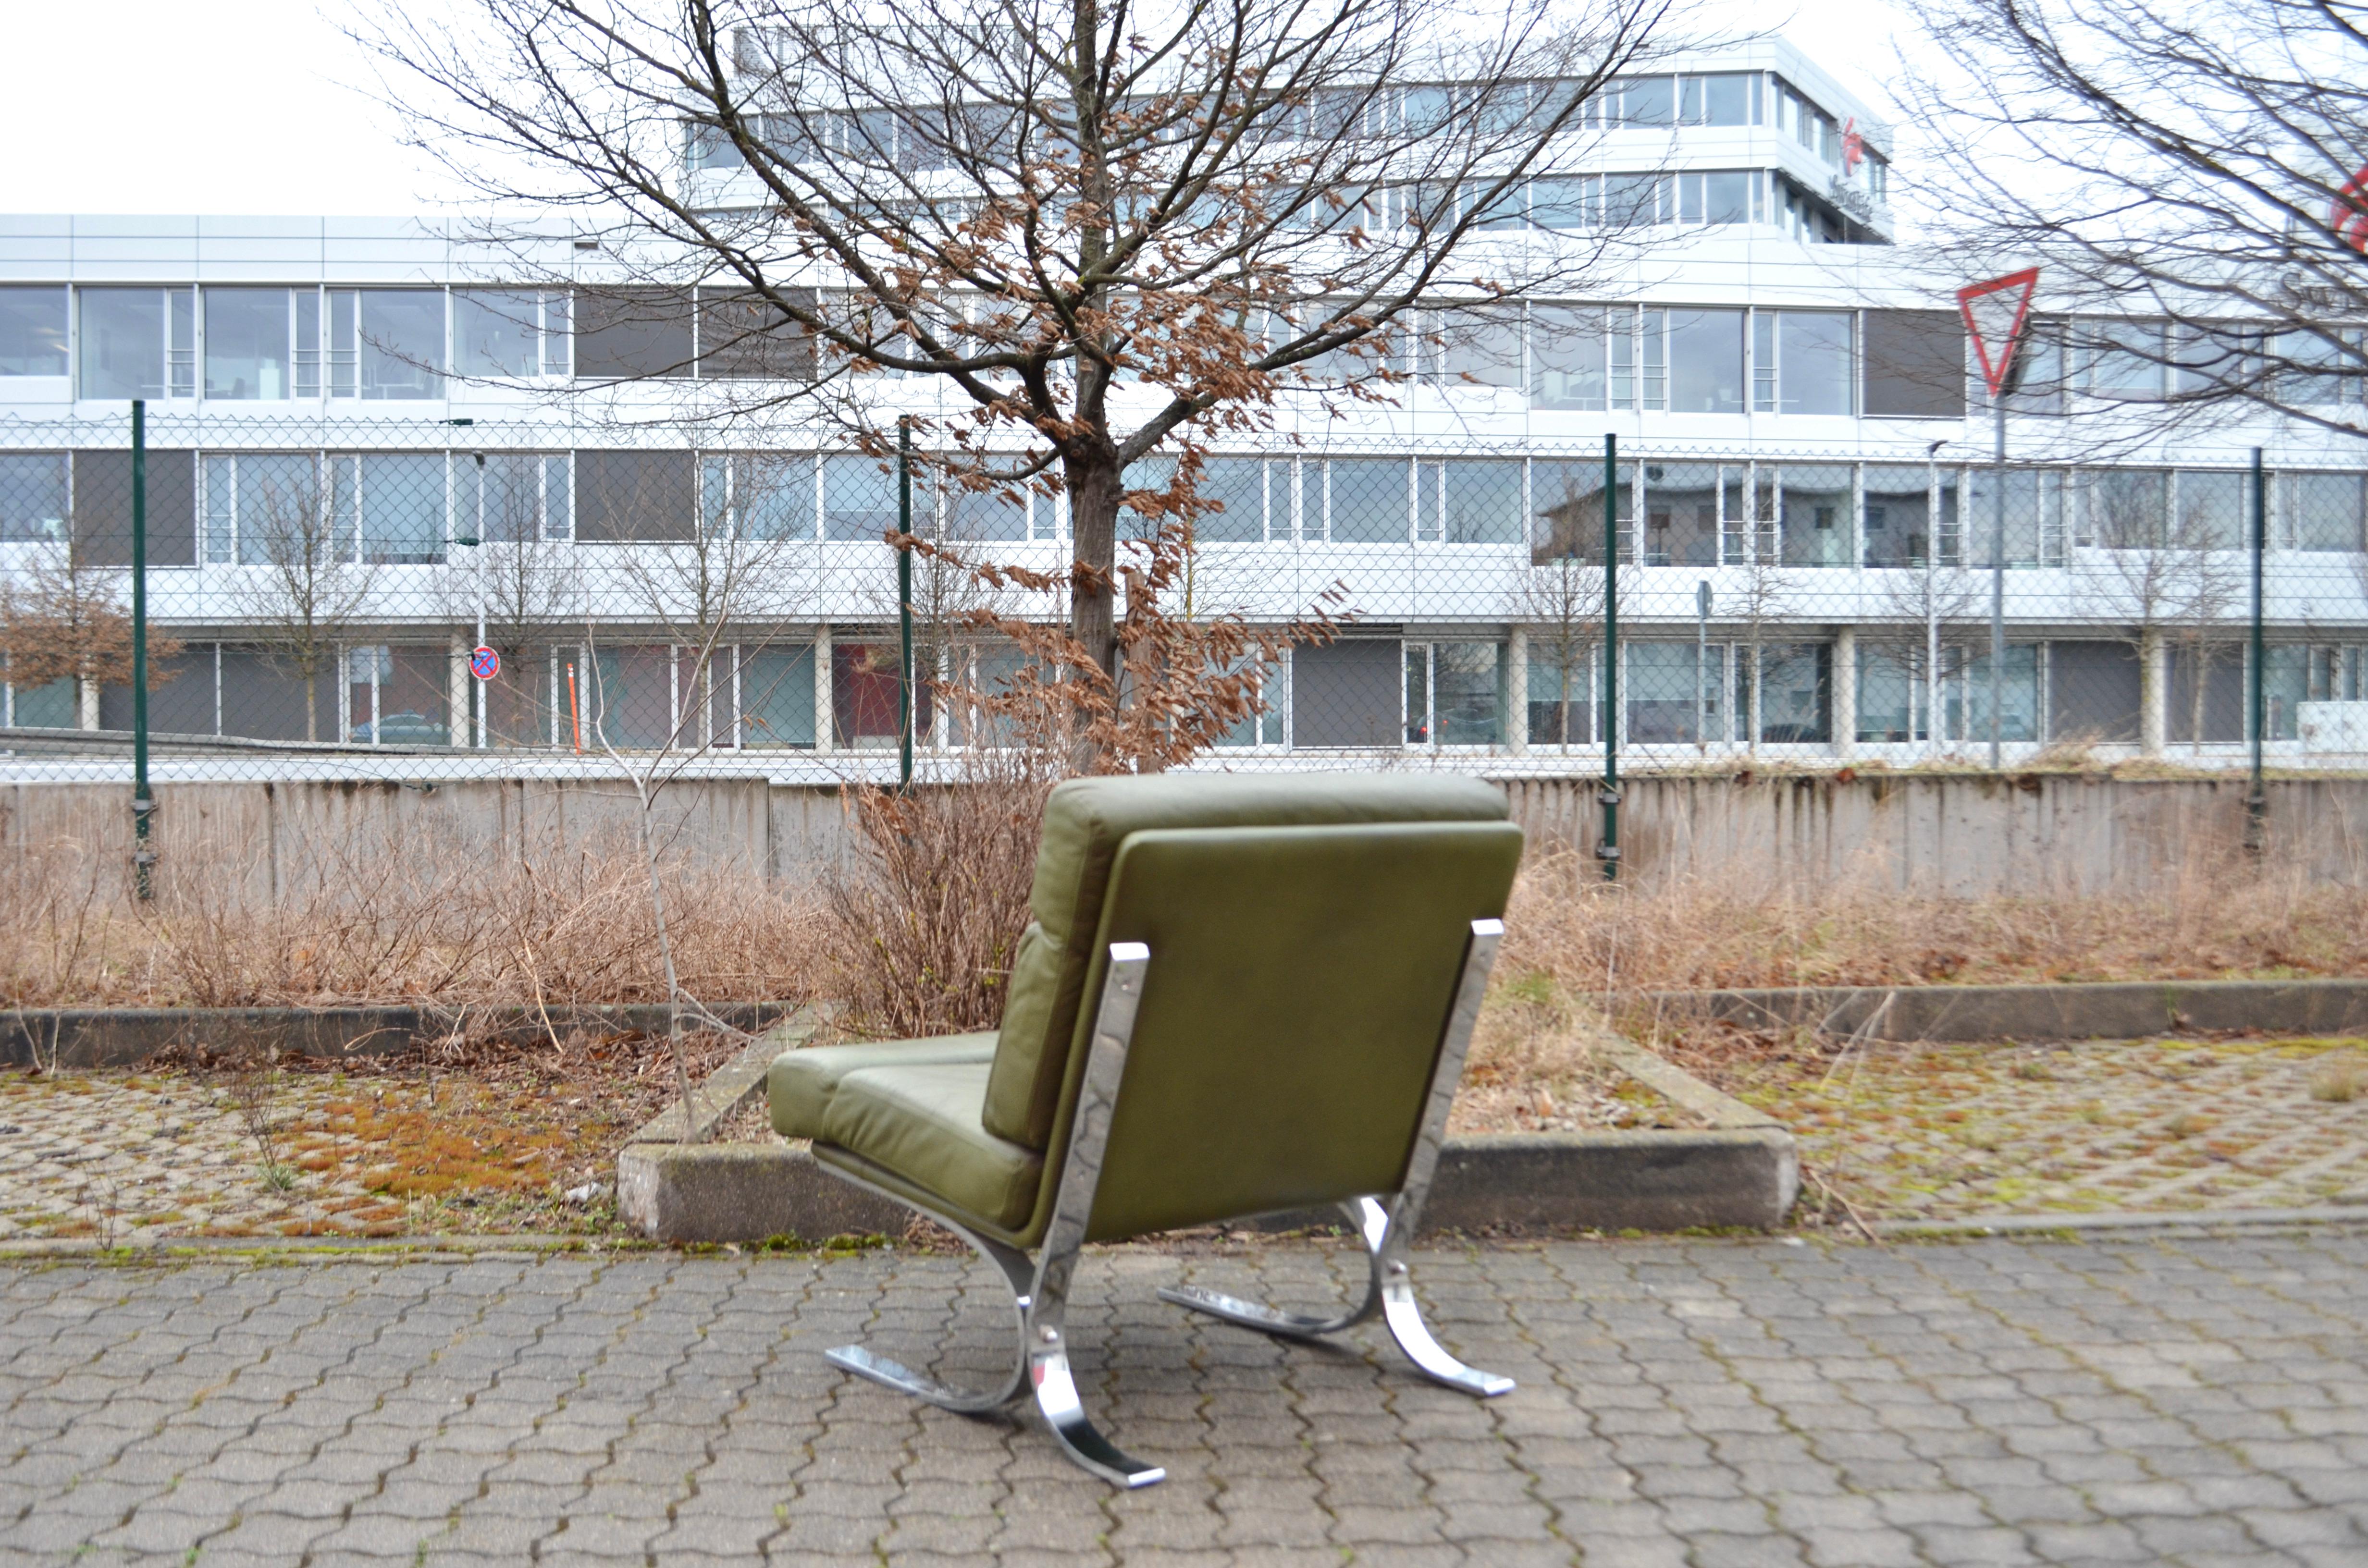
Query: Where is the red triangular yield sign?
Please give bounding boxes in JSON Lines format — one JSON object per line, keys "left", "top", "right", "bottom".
{"left": 1957, "top": 268, "right": 2040, "bottom": 399}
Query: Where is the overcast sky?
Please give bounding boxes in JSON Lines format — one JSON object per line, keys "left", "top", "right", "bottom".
{"left": 0, "top": 0, "right": 1933, "bottom": 218}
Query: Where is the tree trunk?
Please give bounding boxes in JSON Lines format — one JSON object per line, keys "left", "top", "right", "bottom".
{"left": 2138, "top": 625, "right": 2166, "bottom": 758}
{"left": 305, "top": 668, "right": 319, "bottom": 744}
{"left": 1066, "top": 452, "right": 1121, "bottom": 685}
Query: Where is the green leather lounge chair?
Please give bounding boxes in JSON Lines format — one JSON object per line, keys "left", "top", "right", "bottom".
{"left": 770, "top": 773, "right": 1525, "bottom": 1486}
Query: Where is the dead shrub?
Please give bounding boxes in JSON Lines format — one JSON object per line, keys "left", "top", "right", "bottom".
{"left": 822, "top": 755, "right": 1053, "bottom": 1041}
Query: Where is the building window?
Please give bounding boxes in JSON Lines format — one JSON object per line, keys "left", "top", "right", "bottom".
{"left": 1862, "top": 310, "right": 1965, "bottom": 419}
{"left": 1419, "top": 459, "right": 1523, "bottom": 544}
{"left": 823, "top": 454, "right": 897, "bottom": 542}
{"left": 1434, "top": 306, "right": 1524, "bottom": 389}
{"left": 1326, "top": 457, "right": 1411, "bottom": 543}
{"left": 0, "top": 287, "right": 69, "bottom": 377}
{"left": 360, "top": 453, "right": 447, "bottom": 563}
{"left": 77, "top": 287, "right": 194, "bottom": 400}
{"left": 576, "top": 287, "right": 695, "bottom": 381}
{"left": 1667, "top": 308, "right": 1745, "bottom": 413}
{"left": 1528, "top": 644, "right": 1595, "bottom": 748}
{"left": 1675, "top": 171, "right": 1761, "bottom": 225}
{"left": 455, "top": 290, "right": 571, "bottom": 380}
{"left": 2079, "top": 468, "right": 2171, "bottom": 550}
{"left": 1609, "top": 74, "right": 1675, "bottom": 128}
{"left": 2082, "top": 319, "right": 2167, "bottom": 400}
{"left": 739, "top": 645, "right": 817, "bottom": 747}
{"left": 831, "top": 640, "right": 923, "bottom": 747}
{"left": 1742, "top": 642, "right": 1832, "bottom": 743}
{"left": 1531, "top": 305, "right": 1609, "bottom": 411}
{"left": 201, "top": 288, "right": 304, "bottom": 401}
{"left": 1604, "top": 172, "right": 1671, "bottom": 228}
{"left": 460, "top": 452, "right": 573, "bottom": 542}
{"left": 323, "top": 290, "right": 445, "bottom": 400}
{"left": 2173, "top": 470, "right": 2247, "bottom": 551}
{"left": 1528, "top": 176, "right": 1598, "bottom": 229}
{"left": 700, "top": 453, "right": 814, "bottom": 540}
{"left": 1862, "top": 464, "right": 1935, "bottom": 566}
{"left": 928, "top": 466, "right": 1031, "bottom": 544}
{"left": 1777, "top": 464, "right": 1853, "bottom": 566}
{"left": 1291, "top": 639, "right": 1401, "bottom": 747}
{"left": 347, "top": 646, "right": 454, "bottom": 746}
{"left": 1530, "top": 456, "right": 1634, "bottom": 562}
{"left": 1627, "top": 642, "right": 1725, "bottom": 745}
{"left": 1679, "top": 73, "right": 1762, "bottom": 126}
{"left": 1405, "top": 642, "right": 1502, "bottom": 747}
{"left": 0, "top": 452, "right": 68, "bottom": 541}
{"left": 1753, "top": 309, "right": 1855, "bottom": 415}
{"left": 698, "top": 289, "right": 817, "bottom": 380}
{"left": 2276, "top": 328, "right": 2365, "bottom": 405}
{"left": 1855, "top": 643, "right": 1928, "bottom": 744}
{"left": 202, "top": 452, "right": 348, "bottom": 566}
{"left": 1966, "top": 469, "right": 2067, "bottom": 565}
{"left": 1195, "top": 457, "right": 1270, "bottom": 543}
{"left": 577, "top": 450, "right": 697, "bottom": 542}
{"left": 2281, "top": 472, "right": 2366, "bottom": 552}
{"left": 1614, "top": 307, "right": 1666, "bottom": 410}
{"left": 1640, "top": 462, "right": 1722, "bottom": 567}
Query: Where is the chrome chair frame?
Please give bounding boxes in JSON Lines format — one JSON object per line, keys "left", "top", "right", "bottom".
{"left": 822, "top": 919, "right": 1511, "bottom": 1487}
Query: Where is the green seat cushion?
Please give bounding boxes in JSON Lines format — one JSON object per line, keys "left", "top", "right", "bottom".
{"left": 819, "top": 1060, "right": 1043, "bottom": 1231}
{"left": 770, "top": 1033, "right": 998, "bottom": 1140}
{"left": 983, "top": 773, "right": 1510, "bottom": 1150}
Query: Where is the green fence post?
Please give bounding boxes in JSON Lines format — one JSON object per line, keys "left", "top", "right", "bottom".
{"left": 131, "top": 399, "right": 155, "bottom": 900}
{"left": 2246, "top": 446, "right": 2267, "bottom": 855}
{"left": 1599, "top": 432, "right": 1620, "bottom": 882}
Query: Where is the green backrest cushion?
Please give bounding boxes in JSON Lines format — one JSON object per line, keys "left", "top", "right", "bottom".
{"left": 982, "top": 773, "right": 1511, "bottom": 1150}
{"left": 1073, "top": 821, "right": 1524, "bottom": 1241}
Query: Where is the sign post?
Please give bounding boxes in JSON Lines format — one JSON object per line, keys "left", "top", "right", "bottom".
{"left": 1957, "top": 268, "right": 2040, "bottom": 769}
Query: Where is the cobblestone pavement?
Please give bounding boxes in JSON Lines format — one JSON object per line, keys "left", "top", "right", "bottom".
{"left": 0, "top": 1072, "right": 615, "bottom": 1242}
{"left": 4, "top": 1227, "right": 2367, "bottom": 1567}
{"left": 1735, "top": 1038, "right": 2368, "bottom": 1222}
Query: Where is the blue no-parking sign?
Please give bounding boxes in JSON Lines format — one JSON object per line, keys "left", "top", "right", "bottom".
{"left": 469, "top": 646, "right": 501, "bottom": 681}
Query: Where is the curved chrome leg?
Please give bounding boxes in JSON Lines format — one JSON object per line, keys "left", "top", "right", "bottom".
{"left": 1157, "top": 1200, "right": 1384, "bottom": 1339}
{"left": 1162, "top": 1197, "right": 1512, "bottom": 1398}
{"left": 1360, "top": 1197, "right": 1514, "bottom": 1398}
{"left": 821, "top": 1186, "right": 1035, "bottom": 1415}
{"left": 1019, "top": 944, "right": 1164, "bottom": 1488}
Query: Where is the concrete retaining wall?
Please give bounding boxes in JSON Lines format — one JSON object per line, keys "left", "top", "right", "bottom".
{"left": 11, "top": 771, "right": 2367, "bottom": 897}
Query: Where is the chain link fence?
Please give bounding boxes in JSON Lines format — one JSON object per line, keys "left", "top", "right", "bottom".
{"left": 3, "top": 410, "right": 2366, "bottom": 784}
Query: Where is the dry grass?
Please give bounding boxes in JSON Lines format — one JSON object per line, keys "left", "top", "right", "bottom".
{"left": 1499, "top": 850, "right": 2368, "bottom": 997}
{"left": 2310, "top": 1052, "right": 2368, "bottom": 1103}
{"left": 0, "top": 828, "right": 831, "bottom": 1015}
{"left": 1450, "top": 969, "right": 1688, "bottom": 1133}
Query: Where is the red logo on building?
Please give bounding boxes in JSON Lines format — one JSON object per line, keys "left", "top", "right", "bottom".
{"left": 2334, "top": 165, "right": 2368, "bottom": 253}
{"left": 1841, "top": 117, "right": 1864, "bottom": 175}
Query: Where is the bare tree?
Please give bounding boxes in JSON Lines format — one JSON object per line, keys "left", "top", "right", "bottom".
{"left": 2080, "top": 474, "right": 2244, "bottom": 757}
{"left": 2, "top": 544, "right": 180, "bottom": 731}
{"left": 356, "top": 0, "right": 1676, "bottom": 756}
{"left": 1899, "top": 0, "right": 2368, "bottom": 443}
{"left": 1723, "top": 499, "right": 1789, "bottom": 755}
{"left": 1509, "top": 552, "right": 1604, "bottom": 756}
{"left": 1865, "top": 559, "right": 1984, "bottom": 758}
{"left": 230, "top": 462, "right": 376, "bottom": 743}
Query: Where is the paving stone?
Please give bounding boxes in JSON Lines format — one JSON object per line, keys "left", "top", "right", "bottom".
{"left": 0, "top": 1231, "right": 2363, "bottom": 1565}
